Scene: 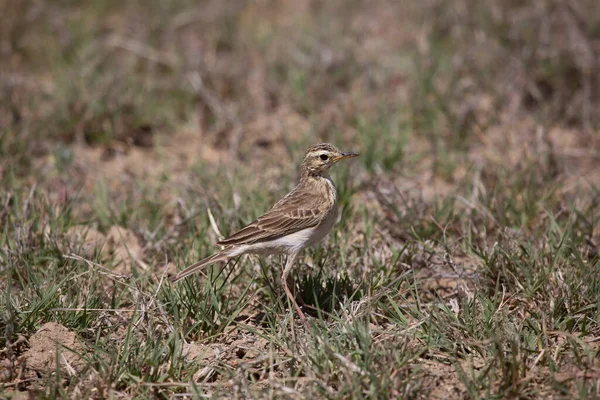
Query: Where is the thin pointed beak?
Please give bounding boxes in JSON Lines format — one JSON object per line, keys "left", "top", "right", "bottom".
{"left": 334, "top": 151, "right": 359, "bottom": 162}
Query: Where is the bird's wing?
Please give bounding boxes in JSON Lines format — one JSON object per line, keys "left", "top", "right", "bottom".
{"left": 217, "top": 189, "right": 327, "bottom": 246}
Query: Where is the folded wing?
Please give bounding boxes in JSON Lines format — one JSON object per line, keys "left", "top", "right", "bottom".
{"left": 217, "top": 189, "right": 325, "bottom": 246}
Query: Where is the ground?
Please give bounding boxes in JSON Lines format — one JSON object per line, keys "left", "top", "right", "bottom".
{"left": 1, "top": 0, "right": 600, "bottom": 399}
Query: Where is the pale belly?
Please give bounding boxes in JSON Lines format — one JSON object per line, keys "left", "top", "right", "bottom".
{"left": 306, "top": 204, "right": 337, "bottom": 247}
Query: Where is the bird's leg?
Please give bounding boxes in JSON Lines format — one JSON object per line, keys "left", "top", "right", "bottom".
{"left": 290, "top": 272, "right": 308, "bottom": 309}
{"left": 281, "top": 252, "right": 308, "bottom": 325}
{"left": 283, "top": 259, "right": 306, "bottom": 308}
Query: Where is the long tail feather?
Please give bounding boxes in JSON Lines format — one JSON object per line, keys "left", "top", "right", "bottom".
{"left": 170, "top": 250, "right": 231, "bottom": 283}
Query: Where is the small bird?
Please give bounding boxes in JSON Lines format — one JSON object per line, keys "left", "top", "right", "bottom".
{"left": 171, "top": 143, "right": 359, "bottom": 323}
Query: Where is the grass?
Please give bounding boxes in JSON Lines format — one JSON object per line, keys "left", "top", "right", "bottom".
{"left": 2, "top": 0, "right": 600, "bottom": 399}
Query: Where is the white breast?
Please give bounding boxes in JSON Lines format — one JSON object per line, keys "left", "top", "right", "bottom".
{"left": 308, "top": 206, "right": 337, "bottom": 247}
{"left": 306, "top": 176, "right": 338, "bottom": 246}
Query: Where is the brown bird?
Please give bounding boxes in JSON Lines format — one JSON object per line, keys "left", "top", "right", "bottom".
{"left": 171, "top": 143, "right": 359, "bottom": 323}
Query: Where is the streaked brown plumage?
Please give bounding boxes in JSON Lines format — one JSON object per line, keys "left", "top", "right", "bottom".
{"left": 171, "top": 143, "right": 359, "bottom": 323}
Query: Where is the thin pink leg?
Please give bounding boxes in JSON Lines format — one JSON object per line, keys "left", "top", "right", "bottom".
{"left": 281, "top": 253, "right": 308, "bottom": 326}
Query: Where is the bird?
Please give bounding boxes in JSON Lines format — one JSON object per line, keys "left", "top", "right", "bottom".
{"left": 170, "top": 143, "right": 359, "bottom": 323}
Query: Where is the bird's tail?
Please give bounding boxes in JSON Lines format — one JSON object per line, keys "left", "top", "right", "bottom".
{"left": 170, "top": 249, "right": 232, "bottom": 283}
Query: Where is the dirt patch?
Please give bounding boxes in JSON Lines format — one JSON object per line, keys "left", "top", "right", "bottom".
{"left": 23, "top": 322, "right": 87, "bottom": 375}
{"left": 105, "top": 226, "right": 146, "bottom": 275}
{"left": 231, "top": 107, "right": 309, "bottom": 156}
{"left": 64, "top": 225, "right": 106, "bottom": 259}
{"left": 421, "top": 361, "right": 466, "bottom": 399}
{"left": 184, "top": 333, "right": 273, "bottom": 382}
{"left": 63, "top": 225, "right": 145, "bottom": 276}
{"left": 63, "top": 128, "right": 229, "bottom": 196}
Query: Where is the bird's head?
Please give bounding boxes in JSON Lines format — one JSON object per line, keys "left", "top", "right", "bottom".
{"left": 300, "top": 143, "right": 359, "bottom": 177}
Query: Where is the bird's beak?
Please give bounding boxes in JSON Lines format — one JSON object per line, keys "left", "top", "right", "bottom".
{"left": 334, "top": 151, "right": 360, "bottom": 162}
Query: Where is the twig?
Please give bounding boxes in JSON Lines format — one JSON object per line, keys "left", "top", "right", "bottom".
{"left": 207, "top": 207, "right": 224, "bottom": 240}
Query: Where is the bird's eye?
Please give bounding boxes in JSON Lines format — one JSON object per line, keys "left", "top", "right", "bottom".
{"left": 320, "top": 154, "right": 329, "bottom": 161}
